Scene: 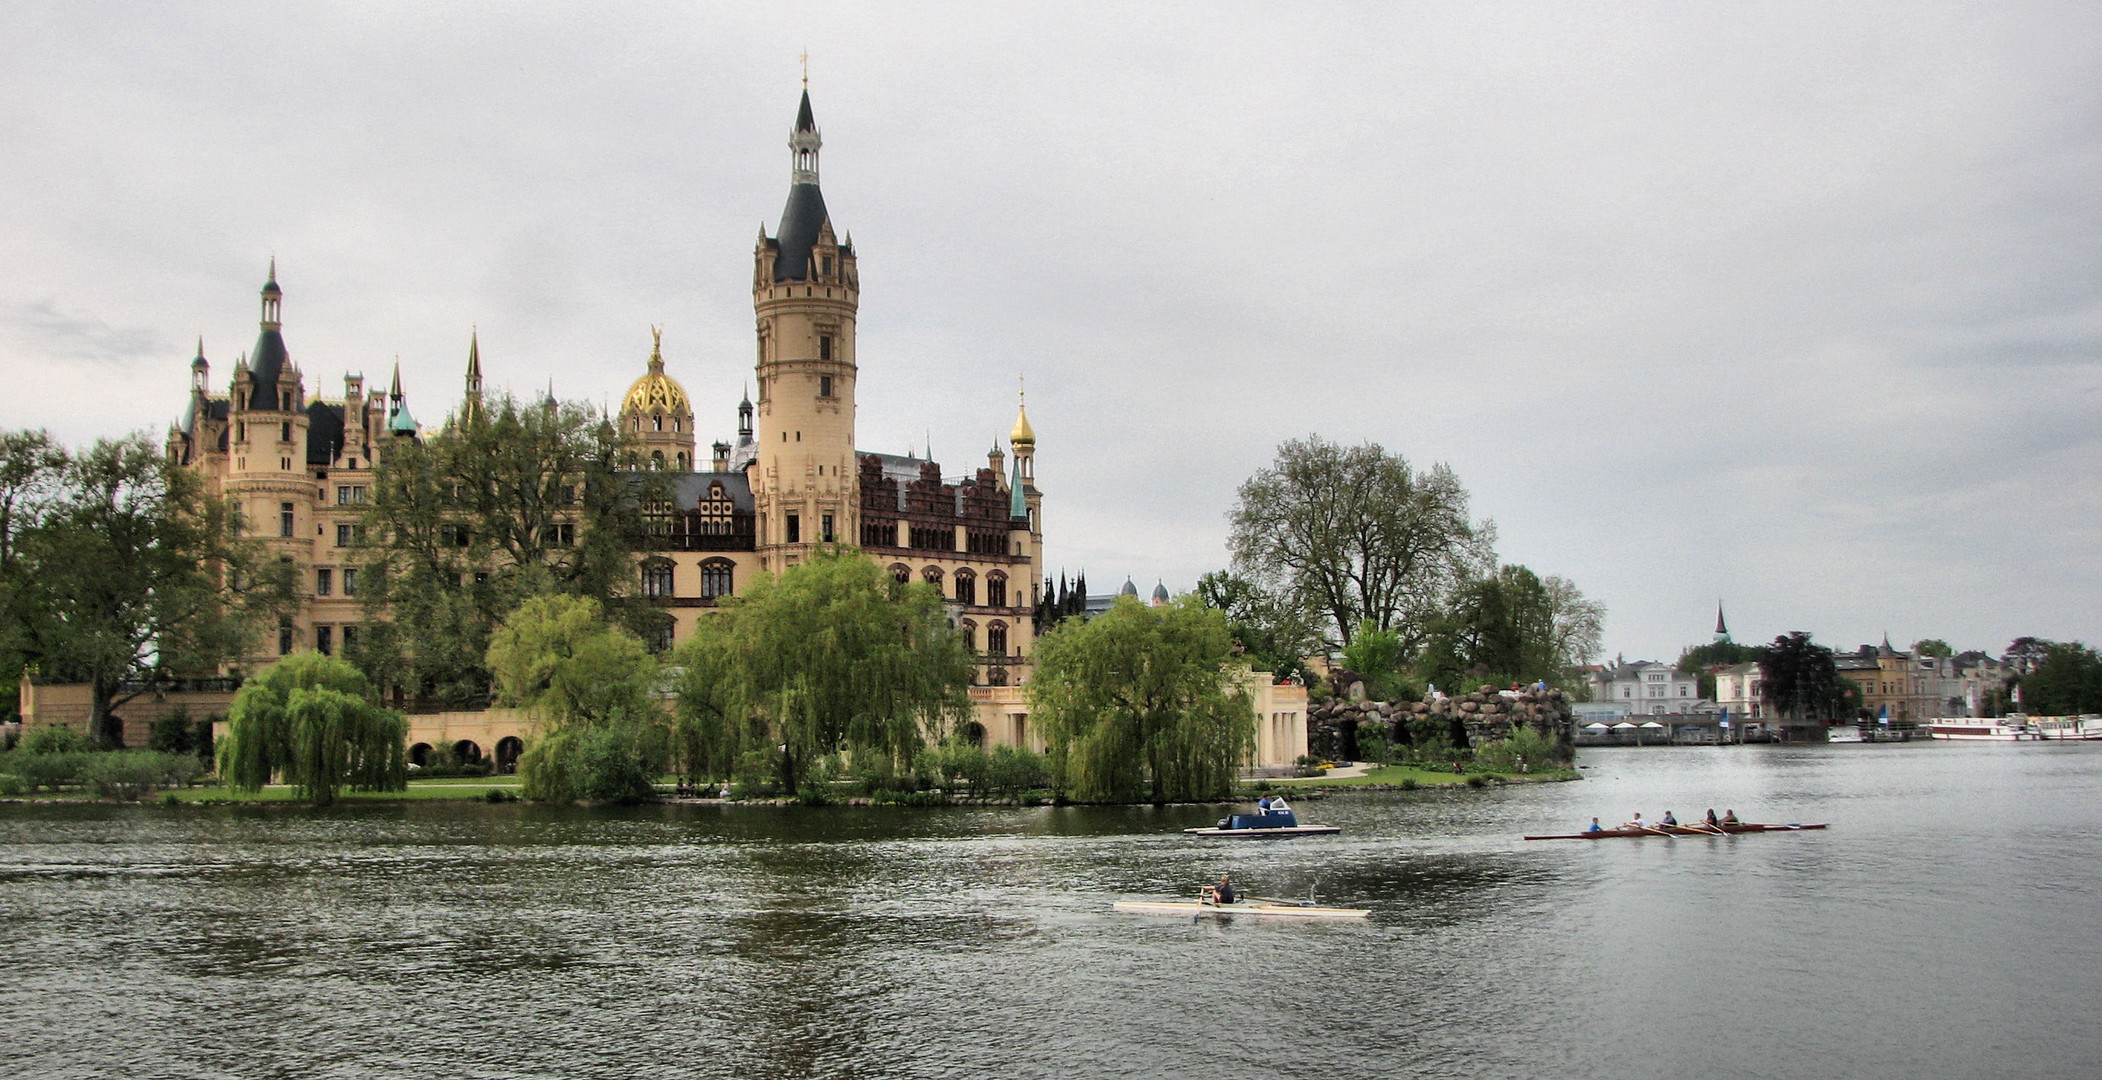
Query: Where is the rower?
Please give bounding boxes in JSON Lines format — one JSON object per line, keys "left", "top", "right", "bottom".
{"left": 1202, "top": 873, "right": 1236, "bottom": 906}
{"left": 1583, "top": 817, "right": 1604, "bottom": 833}
{"left": 1661, "top": 810, "right": 1679, "bottom": 827}
{"left": 1704, "top": 808, "right": 1720, "bottom": 828}
{"left": 1624, "top": 812, "right": 1646, "bottom": 830}
{"left": 1721, "top": 809, "right": 1740, "bottom": 825}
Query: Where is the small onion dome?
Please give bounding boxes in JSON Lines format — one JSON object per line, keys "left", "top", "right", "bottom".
{"left": 621, "top": 334, "right": 691, "bottom": 418}
{"left": 1010, "top": 402, "right": 1035, "bottom": 446}
{"left": 1151, "top": 581, "right": 1169, "bottom": 603}
{"left": 1120, "top": 578, "right": 1138, "bottom": 596}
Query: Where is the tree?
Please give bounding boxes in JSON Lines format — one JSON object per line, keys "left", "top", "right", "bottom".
{"left": 1912, "top": 638, "right": 1953, "bottom": 659}
{"left": 1677, "top": 640, "right": 1763, "bottom": 699}
{"left": 1415, "top": 565, "right": 1604, "bottom": 691}
{"left": 354, "top": 393, "right": 668, "bottom": 706}
{"left": 1193, "top": 570, "right": 1318, "bottom": 683}
{"left": 1340, "top": 620, "right": 1407, "bottom": 699}
{"left": 1757, "top": 632, "right": 1845, "bottom": 721}
{"left": 4, "top": 434, "right": 294, "bottom": 746}
{"left": 2003, "top": 636, "right": 2055, "bottom": 674}
{"left": 2016, "top": 642, "right": 2102, "bottom": 715}
{"left": 669, "top": 550, "right": 974, "bottom": 797}
{"left": 1228, "top": 436, "right": 1489, "bottom": 651}
{"left": 1029, "top": 594, "right": 1256, "bottom": 802}
{"left": 217, "top": 652, "right": 407, "bottom": 804}
{"left": 487, "top": 593, "right": 666, "bottom": 803}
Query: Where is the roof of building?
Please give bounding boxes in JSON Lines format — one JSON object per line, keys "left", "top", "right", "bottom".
{"left": 306, "top": 402, "right": 344, "bottom": 465}
{"left": 667, "top": 471, "right": 754, "bottom": 511}
{"left": 795, "top": 88, "right": 816, "bottom": 132}
{"left": 247, "top": 326, "right": 290, "bottom": 406}
{"left": 621, "top": 335, "right": 691, "bottom": 418}
{"left": 1151, "top": 581, "right": 1169, "bottom": 602}
{"left": 773, "top": 182, "right": 830, "bottom": 282}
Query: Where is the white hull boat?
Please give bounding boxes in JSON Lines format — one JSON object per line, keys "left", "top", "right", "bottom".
{"left": 1113, "top": 900, "right": 1370, "bottom": 919}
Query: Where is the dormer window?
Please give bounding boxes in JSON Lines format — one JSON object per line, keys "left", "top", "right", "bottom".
{"left": 822, "top": 255, "right": 833, "bottom": 277}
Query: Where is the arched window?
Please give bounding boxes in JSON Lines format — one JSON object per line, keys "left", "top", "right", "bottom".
{"left": 642, "top": 559, "right": 675, "bottom": 599}
{"left": 954, "top": 570, "right": 976, "bottom": 605}
{"left": 652, "top": 414, "right": 663, "bottom": 432}
{"left": 959, "top": 620, "right": 976, "bottom": 650}
{"left": 987, "top": 622, "right": 1007, "bottom": 655}
{"left": 922, "top": 566, "right": 943, "bottom": 588}
{"left": 986, "top": 572, "right": 1008, "bottom": 608}
{"left": 651, "top": 450, "right": 665, "bottom": 470}
{"left": 701, "top": 558, "right": 735, "bottom": 599}
{"left": 675, "top": 452, "right": 687, "bottom": 470}
{"left": 890, "top": 563, "right": 911, "bottom": 585}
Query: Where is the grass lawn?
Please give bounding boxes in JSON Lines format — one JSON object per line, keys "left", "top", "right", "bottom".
{"left": 162, "top": 775, "right": 524, "bottom": 803}
{"left": 1256, "top": 763, "right": 1578, "bottom": 790}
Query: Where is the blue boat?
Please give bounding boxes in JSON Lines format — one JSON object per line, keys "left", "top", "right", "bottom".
{"left": 1183, "top": 797, "right": 1340, "bottom": 838}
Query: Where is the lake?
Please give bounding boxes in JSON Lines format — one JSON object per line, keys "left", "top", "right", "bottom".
{"left": 3, "top": 742, "right": 2099, "bottom": 1079}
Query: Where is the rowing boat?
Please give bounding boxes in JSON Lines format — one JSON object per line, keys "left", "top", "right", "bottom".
{"left": 1183, "top": 796, "right": 1341, "bottom": 838}
{"left": 1524, "top": 822, "right": 1829, "bottom": 841}
{"left": 1113, "top": 900, "right": 1370, "bottom": 919}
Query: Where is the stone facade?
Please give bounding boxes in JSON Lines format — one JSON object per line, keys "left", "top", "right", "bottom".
{"left": 1307, "top": 688, "right": 1573, "bottom": 761}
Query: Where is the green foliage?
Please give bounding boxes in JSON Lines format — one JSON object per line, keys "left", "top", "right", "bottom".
{"left": 1677, "top": 640, "right": 1763, "bottom": 699}
{"left": 1193, "top": 570, "right": 1318, "bottom": 684}
{"left": 1228, "top": 435, "right": 1490, "bottom": 652}
{"left": 0, "top": 748, "right": 202, "bottom": 798}
{"left": 0, "top": 432, "right": 294, "bottom": 746}
{"left": 1029, "top": 595, "right": 1255, "bottom": 802}
{"left": 21, "top": 725, "right": 91, "bottom": 755}
{"left": 668, "top": 550, "right": 974, "bottom": 797}
{"left": 218, "top": 653, "right": 408, "bottom": 805}
{"left": 489, "top": 594, "right": 667, "bottom": 804}
{"left": 1472, "top": 723, "right": 1566, "bottom": 769}
{"left": 1912, "top": 638, "right": 1954, "bottom": 659}
{"left": 1416, "top": 565, "right": 1603, "bottom": 691}
{"left": 352, "top": 393, "right": 669, "bottom": 706}
{"left": 1341, "top": 620, "right": 1408, "bottom": 699}
{"left": 2017, "top": 642, "right": 2102, "bottom": 715}
{"left": 0, "top": 748, "right": 86, "bottom": 791}
{"left": 930, "top": 741, "right": 1053, "bottom": 799}
{"left": 1757, "top": 632, "right": 1846, "bottom": 721}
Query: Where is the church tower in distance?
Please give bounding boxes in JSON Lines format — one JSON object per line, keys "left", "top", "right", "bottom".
{"left": 752, "top": 87, "right": 858, "bottom": 566}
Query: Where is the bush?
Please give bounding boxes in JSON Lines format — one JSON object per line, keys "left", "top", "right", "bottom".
{"left": 22, "top": 726, "right": 91, "bottom": 755}
{"left": 1473, "top": 723, "right": 1566, "bottom": 771}
{"left": 1, "top": 749, "right": 87, "bottom": 791}
{"left": 986, "top": 746, "right": 1051, "bottom": 797}
{"left": 573, "top": 726, "right": 663, "bottom": 804}
{"left": 82, "top": 751, "right": 201, "bottom": 800}
{"left": 871, "top": 788, "right": 947, "bottom": 807}
{"left": 1465, "top": 774, "right": 1488, "bottom": 789}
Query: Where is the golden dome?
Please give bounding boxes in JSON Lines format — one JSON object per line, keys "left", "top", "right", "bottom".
{"left": 1010, "top": 383, "right": 1035, "bottom": 446}
{"left": 620, "top": 329, "right": 692, "bottom": 418}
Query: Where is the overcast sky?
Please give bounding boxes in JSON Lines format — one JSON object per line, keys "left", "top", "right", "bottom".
{"left": 2, "top": 2, "right": 2097, "bottom": 663}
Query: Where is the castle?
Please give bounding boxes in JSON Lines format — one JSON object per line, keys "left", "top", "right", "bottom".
{"left": 161, "top": 89, "right": 1051, "bottom": 755}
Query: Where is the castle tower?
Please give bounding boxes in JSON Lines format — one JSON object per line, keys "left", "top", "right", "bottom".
{"left": 1008, "top": 385, "right": 1044, "bottom": 609}
{"left": 619, "top": 327, "right": 696, "bottom": 471}
{"left": 462, "top": 328, "right": 484, "bottom": 425}
{"left": 753, "top": 87, "right": 858, "bottom": 558}
{"left": 222, "top": 262, "right": 313, "bottom": 659}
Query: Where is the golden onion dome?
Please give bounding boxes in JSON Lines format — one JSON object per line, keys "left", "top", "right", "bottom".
{"left": 621, "top": 329, "right": 692, "bottom": 418}
{"left": 1010, "top": 395, "right": 1035, "bottom": 447}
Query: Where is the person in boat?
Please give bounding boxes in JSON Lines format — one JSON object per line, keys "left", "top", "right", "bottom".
{"left": 1661, "top": 810, "right": 1679, "bottom": 827}
{"left": 1202, "top": 874, "right": 1236, "bottom": 906}
{"left": 1721, "top": 809, "right": 1740, "bottom": 825}
{"left": 1584, "top": 817, "right": 1604, "bottom": 833}
{"left": 1624, "top": 812, "right": 1647, "bottom": 830}
{"left": 1256, "top": 796, "right": 1272, "bottom": 811}
{"left": 1704, "top": 808, "right": 1720, "bottom": 828}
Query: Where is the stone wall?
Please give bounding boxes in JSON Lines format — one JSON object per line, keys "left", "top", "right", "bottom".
{"left": 1307, "top": 688, "right": 1575, "bottom": 760}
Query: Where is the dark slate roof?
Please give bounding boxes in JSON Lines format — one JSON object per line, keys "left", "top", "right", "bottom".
{"left": 181, "top": 396, "right": 229, "bottom": 435}
{"left": 306, "top": 402, "right": 344, "bottom": 466}
{"left": 773, "top": 183, "right": 829, "bottom": 281}
{"left": 795, "top": 89, "right": 815, "bottom": 132}
{"left": 667, "top": 471, "right": 755, "bottom": 512}
{"left": 247, "top": 327, "right": 290, "bottom": 407}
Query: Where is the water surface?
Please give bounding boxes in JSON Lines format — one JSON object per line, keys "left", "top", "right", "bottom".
{"left": 3, "top": 743, "right": 2098, "bottom": 1079}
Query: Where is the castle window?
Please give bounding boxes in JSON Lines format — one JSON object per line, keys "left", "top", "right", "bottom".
{"left": 890, "top": 563, "right": 911, "bottom": 585}
{"left": 988, "top": 622, "right": 1008, "bottom": 655}
{"left": 231, "top": 502, "right": 244, "bottom": 534}
{"left": 820, "top": 375, "right": 832, "bottom": 398}
{"left": 922, "top": 566, "right": 943, "bottom": 588}
{"left": 821, "top": 513, "right": 835, "bottom": 543}
{"left": 280, "top": 421, "right": 292, "bottom": 442}
{"left": 954, "top": 571, "right": 976, "bottom": 606}
{"left": 237, "top": 422, "right": 246, "bottom": 442}
{"left": 822, "top": 255, "right": 833, "bottom": 277}
{"left": 341, "top": 625, "right": 357, "bottom": 651}
{"left": 342, "top": 569, "right": 359, "bottom": 596}
{"left": 819, "top": 335, "right": 833, "bottom": 362}
{"left": 653, "top": 415, "right": 663, "bottom": 432}
{"left": 786, "top": 514, "right": 800, "bottom": 543}
{"left": 279, "top": 503, "right": 295, "bottom": 538}
{"left": 648, "top": 621, "right": 675, "bottom": 655}
{"left": 959, "top": 621, "right": 976, "bottom": 650}
{"left": 701, "top": 559, "right": 734, "bottom": 599}
{"left": 651, "top": 451, "right": 665, "bottom": 470}
{"left": 643, "top": 560, "right": 675, "bottom": 599}
{"left": 315, "top": 626, "right": 333, "bottom": 656}
{"left": 987, "top": 573, "right": 1007, "bottom": 608}
{"left": 316, "top": 568, "right": 332, "bottom": 596}
{"left": 554, "top": 523, "right": 575, "bottom": 546}
{"left": 278, "top": 619, "right": 294, "bottom": 656}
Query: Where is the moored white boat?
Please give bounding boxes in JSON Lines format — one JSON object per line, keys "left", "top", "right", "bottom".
{"left": 1928, "top": 720, "right": 2038, "bottom": 741}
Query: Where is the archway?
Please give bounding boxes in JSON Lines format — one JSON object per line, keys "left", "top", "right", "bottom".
{"left": 409, "top": 742, "right": 432, "bottom": 768}
{"left": 453, "top": 740, "right": 483, "bottom": 766}
{"left": 495, "top": 736, "right": 524, "bottom": 774}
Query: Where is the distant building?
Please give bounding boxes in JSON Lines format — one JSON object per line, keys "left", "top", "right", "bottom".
{"left": 1714, "top": 662, "right": 1765, "bottom": 720}
{"left": 1589, "top": 660, "right": 1700, "bottom": 716}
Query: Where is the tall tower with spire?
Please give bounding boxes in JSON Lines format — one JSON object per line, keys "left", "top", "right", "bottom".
{"left": 461, "top": 329, "right": 484, "bottom": 424}
{"left": 752, "top": 86, "right": 859, "bottom": 561}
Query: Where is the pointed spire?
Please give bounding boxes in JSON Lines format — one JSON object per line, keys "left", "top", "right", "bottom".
{"left": 390, "top": 358, "right": 402, "bottom": 400}
{"left": 1714, "top": 600, "right": 1729, "bottom": 640}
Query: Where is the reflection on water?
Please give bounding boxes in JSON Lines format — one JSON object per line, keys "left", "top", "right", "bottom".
{"left": 3, "top": 744, "right": 2101, "bottom": 1078}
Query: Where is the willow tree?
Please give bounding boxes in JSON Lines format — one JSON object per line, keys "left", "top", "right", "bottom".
{"left": 1029, "top": 595, "right": 1255, "bottom": 803}
{"left": 671, "top": 549, "right": 974, "bottom": 796}
{"left": 218, "top": 653, "right": 407, "bottom": 804}
{"left": 487, "top": 593, "right": 665, "bottom": 803}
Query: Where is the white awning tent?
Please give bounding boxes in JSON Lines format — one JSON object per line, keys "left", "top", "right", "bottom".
{"left": 1611, "top": 722, "right": 1639, "bottom": 730}
{"left": 1582, "top": 722, "right": 1612, "bottom": 731}
{"left": 1639, "top": 721, "right": 1667, "bottom": 729}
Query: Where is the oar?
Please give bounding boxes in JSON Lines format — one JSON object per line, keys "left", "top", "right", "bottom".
{"left": 1247, "top": 895, "right": 1314, "bottom": 907}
